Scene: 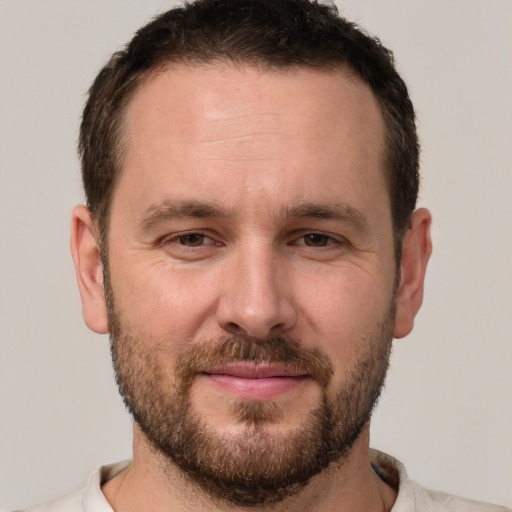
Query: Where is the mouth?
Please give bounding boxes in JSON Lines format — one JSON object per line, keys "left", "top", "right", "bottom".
{"left": 201, "top": 363, "right": 310, "bottom": 400}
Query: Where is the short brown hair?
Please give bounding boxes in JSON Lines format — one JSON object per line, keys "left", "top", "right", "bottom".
{"left": 79, "top": 0, "right": 419, "bottom": 249}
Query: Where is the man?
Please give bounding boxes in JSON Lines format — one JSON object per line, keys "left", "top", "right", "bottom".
{"left": 18, "top": 0, "right": 509, "bottom": 511}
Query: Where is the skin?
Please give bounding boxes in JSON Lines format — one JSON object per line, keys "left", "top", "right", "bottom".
{"left": 71, "top": 63, "right": 432, "bottom": 511}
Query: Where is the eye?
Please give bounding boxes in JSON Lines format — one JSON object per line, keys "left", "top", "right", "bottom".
{"left": 158, "top": 230, "right": 222, "bottom": 261}
{"left": 160, "top": 231, "right": 217, "bottom": 249}
{"left": 293, "top": 233, "right": 339, "bottom": 247}
{"left": 302, "top": 233, "right": 332, "bottom": 246}
{"left": 177, "top": 233, "right": 209, "bottom": 246}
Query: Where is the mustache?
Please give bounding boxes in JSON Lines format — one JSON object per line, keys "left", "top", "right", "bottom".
{"left": 174, "top": 333, "right": 334, "bottom": 389}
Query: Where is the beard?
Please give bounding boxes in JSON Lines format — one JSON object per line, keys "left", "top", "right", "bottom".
{"left": 107, "top": 287, "right": 394, "bottom": 507}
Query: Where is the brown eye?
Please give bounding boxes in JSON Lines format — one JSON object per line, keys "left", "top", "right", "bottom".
{"left": 178, "top": 234, "right": 205, "bottom": 246}
{"left": 303, "top": 234, "right": 331, "bottom": 246}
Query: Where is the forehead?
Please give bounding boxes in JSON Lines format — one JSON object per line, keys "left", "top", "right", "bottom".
{"left": 116, "top": 63, "right": 388, "bottom": 221}
{"left": 123, "top": 62, "right": 384, "bottom": 150}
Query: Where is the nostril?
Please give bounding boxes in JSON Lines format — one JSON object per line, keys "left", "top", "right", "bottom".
{"left": 216, "top": 292, "right": 297, "bottom": 340}
{"left": 224, "top": 322, "right": 244, "bottom": 335}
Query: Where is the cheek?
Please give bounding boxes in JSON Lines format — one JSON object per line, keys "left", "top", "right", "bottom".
{"left": 296, "top": 267, "right": 394, "bottom": 363}
{"left": 108, "top": 256, "right": 221, "bottom": 342}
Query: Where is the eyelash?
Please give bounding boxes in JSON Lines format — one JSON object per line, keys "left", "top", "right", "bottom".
{"left": 292, "top": 233, "right": 341, "bottom": 247}
{"left": 160, "top": 231, "right": 345, "bottom": 249}
{"left": 161, "top": 232, "right": 217, "bottom": 248}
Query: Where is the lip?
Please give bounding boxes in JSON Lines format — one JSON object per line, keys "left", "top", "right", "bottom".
{"left": 205, "top": 362, "right": 307, "bottom": 379}
{"left": 201, "top": 363, "right": 309, "bottom": 400}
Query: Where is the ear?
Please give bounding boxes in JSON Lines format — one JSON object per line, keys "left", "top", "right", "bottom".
{"left": 70, "top": 205, "right": 109, "bottom": 334}
{"left": 393, "top": 208, "right": 432, "bottom": 339}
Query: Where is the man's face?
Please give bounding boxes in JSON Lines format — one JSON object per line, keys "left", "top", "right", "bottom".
{"left": 105, "top": 64, "right": 397, "bottom": 504}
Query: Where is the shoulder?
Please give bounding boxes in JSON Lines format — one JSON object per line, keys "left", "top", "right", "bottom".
{"left": 12, "top": 461, "right": 130, "bottom": 512}
{"left": 13, "top": 491, "right": 85, "bottom": 512}
{"left": 409, "top": 481, "right": 511, "bottom": 512}
{"left": 370, "top": 449, "right": 510, "bottom": 512}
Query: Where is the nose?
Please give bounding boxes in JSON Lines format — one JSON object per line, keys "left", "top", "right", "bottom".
{"left": 216, "top": 244, "right": 297, "bottom": 339}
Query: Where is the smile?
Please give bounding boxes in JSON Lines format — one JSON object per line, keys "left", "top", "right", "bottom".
{"left": 201, "top": 363, "right": 310, "bottom": 400}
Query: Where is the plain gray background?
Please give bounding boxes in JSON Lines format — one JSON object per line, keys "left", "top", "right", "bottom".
{"left": 1, "top": 0, "right": 511, "bottom": 509}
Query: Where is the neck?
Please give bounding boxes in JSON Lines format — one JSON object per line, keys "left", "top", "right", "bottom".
{"left": 102, "top": 425, "right": 397, "bottom": 512}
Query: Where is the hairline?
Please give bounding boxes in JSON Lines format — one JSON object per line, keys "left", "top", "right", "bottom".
{"left": 95, "top": 58, "right": 407, "bottom": 263}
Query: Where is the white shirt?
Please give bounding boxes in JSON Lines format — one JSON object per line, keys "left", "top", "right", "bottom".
{"left": 16, "top": 450, "right": 510, "bottom": 512}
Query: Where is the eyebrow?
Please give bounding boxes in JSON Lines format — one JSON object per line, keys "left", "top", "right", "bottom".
{"left": 137, "top": 199, "right": 232, "bottom": 231}
{"left": 285, "top": 201, "right": 368, "bottom": 231}
{"left": 137, "top": 199, "right": 367, "bottom": 232}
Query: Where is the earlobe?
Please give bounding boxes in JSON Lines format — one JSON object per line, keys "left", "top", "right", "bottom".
{"left": 70, "top": 205, "right": 109, "bottom": 334}
{"left": 393, "top": 208, "right": 432, "bottom": 339}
